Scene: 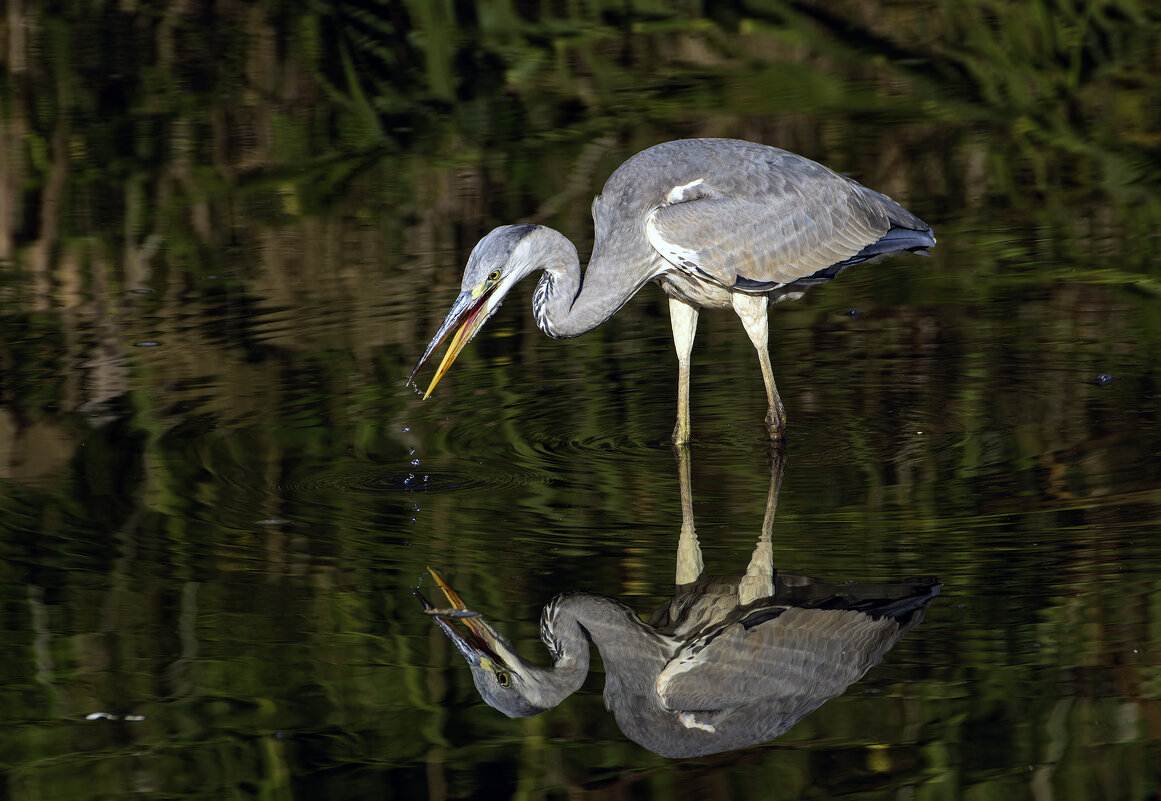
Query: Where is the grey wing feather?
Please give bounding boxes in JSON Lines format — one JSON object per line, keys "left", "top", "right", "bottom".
{"left": 647, "top": 170, "right": 915, "bottom": 288}
{"left": 656, "top": 607, "right": 902, "bottom": 714}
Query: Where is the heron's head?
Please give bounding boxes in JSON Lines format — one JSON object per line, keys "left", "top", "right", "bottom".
{"left": 408, "top": 224, "right": 545, "bottom": 399}
{"left": 417, "top": 567, "right": 556, "bottom": 718}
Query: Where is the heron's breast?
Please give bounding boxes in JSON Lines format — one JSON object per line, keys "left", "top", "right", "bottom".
{"left": 658, "top": 271, "right": 741, "bottom": 310}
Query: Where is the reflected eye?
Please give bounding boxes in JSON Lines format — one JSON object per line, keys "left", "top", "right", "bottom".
{"left": 488, "top": 270, "right": 500, "bottom": 282}
{"left": 496, "top": 671, "right": 510, "bottom": 688}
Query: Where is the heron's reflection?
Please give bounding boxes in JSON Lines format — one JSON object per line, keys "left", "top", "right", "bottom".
{"left": 418, "top": 448, "right": 938, "bottom": 758}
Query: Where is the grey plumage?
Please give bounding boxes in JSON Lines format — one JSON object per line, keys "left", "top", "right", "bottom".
{"left": 419, "top": 448, "right": 940, "bottom": 757}
{"left": 419, "top": 567, "right": 938, "bottom": 758}
{"left": 409, "top": 138, "right": 935, "bottom": 442}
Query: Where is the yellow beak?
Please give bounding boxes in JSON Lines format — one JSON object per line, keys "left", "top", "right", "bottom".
{"left": 409, "top": 282, "right": 502, "bottom": 397}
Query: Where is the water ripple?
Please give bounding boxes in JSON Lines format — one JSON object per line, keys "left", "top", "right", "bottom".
{"left": 270, "top": 466, "right": 552, "bottom": 497}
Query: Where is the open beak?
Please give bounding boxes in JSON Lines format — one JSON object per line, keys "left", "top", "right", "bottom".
{"left": 416, "top": 567, "right": 510, "bottom": 669}
{"left": 409, "top": 282, "right": 505, "bottom": 399}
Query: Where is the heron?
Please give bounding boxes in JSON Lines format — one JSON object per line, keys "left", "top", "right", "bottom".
{"left": 418, "top": 447, "right": 940, "bottom": 757}
{"left": 409, "top": 138, "right": 935, "bottom": 443}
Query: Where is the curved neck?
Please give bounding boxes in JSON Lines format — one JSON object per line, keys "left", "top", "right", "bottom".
{"left": 540, "top": 591, "right": 674, "bottom": 699}
{"left": 523, "top": 227, "right": 655, "bottom": 339}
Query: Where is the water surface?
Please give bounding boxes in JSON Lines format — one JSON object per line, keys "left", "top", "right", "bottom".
{"left": 2, "top": 2, "right": 1160, "bottom": 799}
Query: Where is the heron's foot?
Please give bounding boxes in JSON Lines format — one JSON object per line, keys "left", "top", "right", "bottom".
{"left": 765, "top": 425, "right": 786, "bottom": 442}
{"left": 766, "top": 439, "right": 788, "bottom": 472}
{"left": 765, "top": 406, "right": 787, "bottom": 441}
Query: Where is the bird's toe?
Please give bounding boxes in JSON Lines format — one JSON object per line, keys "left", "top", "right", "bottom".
{"left": 765, "top": 410, "right": 787, "bottom": 440}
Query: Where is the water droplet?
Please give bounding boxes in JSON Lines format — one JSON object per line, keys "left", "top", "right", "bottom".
{"left": 409, "top": 447, "right": 416, "bottom": 455}
{"left": 846, "top": 308, "right": 860, "bottom": 318}
{"left": 402, "top": 426, "right": 411, "bottom": 433}
{"left": 134, "top": 341, "right": 161, "bottom": 348}
{"left": 411, "top": 459, "right": 420, "bottom": 466}
{"left": 1095, "top": 373, "right": 1112, "bottom": 385}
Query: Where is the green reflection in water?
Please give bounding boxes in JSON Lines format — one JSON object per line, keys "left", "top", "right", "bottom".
{"left": 2, "top": 0, "right": 1161, "bottom": 799}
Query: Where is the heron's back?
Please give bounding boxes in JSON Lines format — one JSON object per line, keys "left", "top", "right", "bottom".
{"left": 590, "top": 138, "right": 933, "bottom": 299}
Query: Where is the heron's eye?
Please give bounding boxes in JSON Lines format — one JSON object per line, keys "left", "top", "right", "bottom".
{"left": 488, "top": 270, "right": 501, "bottom": 282}
{"left": 496, "top": 671, "right": 510, "bottom": 688}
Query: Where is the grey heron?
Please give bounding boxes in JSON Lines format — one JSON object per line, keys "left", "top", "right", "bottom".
{"left": 409, "top": 138, "right": 935, "bottom": 443}
{"left": 418, "top": 447, "right": 939, "bottom": 757}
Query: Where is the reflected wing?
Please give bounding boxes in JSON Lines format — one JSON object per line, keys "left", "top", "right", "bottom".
{"left": 655, "top": 607, "right": 903, "bottom": 717}
{"left": 645, "top": 158, "right": 930, "bottom": 289}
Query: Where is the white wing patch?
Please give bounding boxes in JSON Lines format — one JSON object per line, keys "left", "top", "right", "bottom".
{"left": 646, "top": 213, "right": 701, "bottom": 273}
{"left": 679, "top": 713, "right": 716, "bottom": 732}
{"left": 655, "top": 650, "right": 700, "bottom": 700}
{"left": 665, "top": 178, "right": 705, "bottom": 205}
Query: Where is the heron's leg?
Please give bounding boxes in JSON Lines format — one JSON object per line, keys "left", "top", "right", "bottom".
{"left": 668, "top": 297, "right": 699, "bottom": 445}
{"left": 731, "top": 293, "right": 785, "bottom": 439}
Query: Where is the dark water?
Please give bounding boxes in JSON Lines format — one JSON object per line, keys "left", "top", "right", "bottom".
{"left": 3, "top": 2, "right": 1161, "bottom": 799}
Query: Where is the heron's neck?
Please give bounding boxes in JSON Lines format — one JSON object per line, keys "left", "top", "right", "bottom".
{"left": 542, "top": 591, "right": 674, "bottom": 693}
{"left": 496, "top": 593, "right": 590, "bottom": 709}
{"left": 525, "top": 227, "right": 655, "bottom": 339}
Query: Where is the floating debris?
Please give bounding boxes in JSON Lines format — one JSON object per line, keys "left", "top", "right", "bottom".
{"left": 84, "top": 711, "right": 145, "bottom": 722}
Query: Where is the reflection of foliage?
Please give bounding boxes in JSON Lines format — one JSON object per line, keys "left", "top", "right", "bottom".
{"left": 7, "top": 0, "right": 1160, "bottom": 251}
{"left": 2, "top": 1, "right": 1161, "bottom": 798}
{"left": 768, "top": 0, "right": 1161, "bottom": 209}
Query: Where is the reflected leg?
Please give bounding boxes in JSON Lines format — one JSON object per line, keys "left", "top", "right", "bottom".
{"left": 673, "top": 443, "right": 703, "bottom": 585}
{"left": 739, "top": 443, "right": 786, "bottom": 604}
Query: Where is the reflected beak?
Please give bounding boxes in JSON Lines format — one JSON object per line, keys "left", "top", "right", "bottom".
{"left": 408, "top": 281, "right": 504, "bottom": 399}
{"left": 417, "top": 567, "right": 510, "bottom": 669}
